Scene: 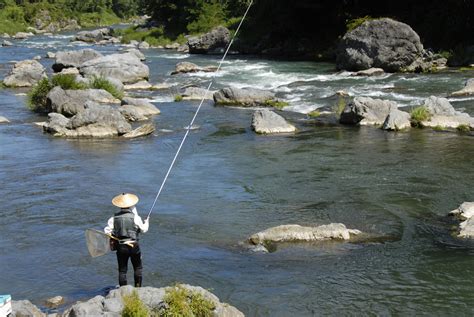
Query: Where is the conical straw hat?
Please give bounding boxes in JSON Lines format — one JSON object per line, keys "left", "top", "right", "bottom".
{"left": 112, "top": 193, "right": 139, "bottom": 208}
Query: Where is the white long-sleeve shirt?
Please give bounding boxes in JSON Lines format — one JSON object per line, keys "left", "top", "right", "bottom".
{"left": 104, "top": 206, "right": 149, "bottom": 235}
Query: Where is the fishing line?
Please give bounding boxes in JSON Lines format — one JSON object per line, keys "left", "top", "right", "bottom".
{"left": 146, "top": 0, "right": 254, "bottom": 219}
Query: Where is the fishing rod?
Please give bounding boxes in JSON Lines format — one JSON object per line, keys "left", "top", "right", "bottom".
{"left": 146, "top": 0, "right": 254, "bottom": 220}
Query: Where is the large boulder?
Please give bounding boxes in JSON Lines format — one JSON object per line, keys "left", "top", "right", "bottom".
{"left": 171, "top": 62, "right": 217, "bottom": 75}
{"left": 62, "top": 285, "right": 243, "bottom": 317}
{"left": 382, "top": 109, "right": 411, "bottom": 131}
{"left": 11, "top": 300, "right": 45, "bottom": 317}
{"left": 249, "top": 223, "right": 362, "bottom": 252}
{"left": 43, "top": 103, "right": 132, "bottom": 138}
{"left": 336, "top": 18, "right": 423, "bottom": 72}
{"left": 450, "top": 78, "right": 474, "bottom": 97}
{"left": 252, "top": 109, "right": 296, "bottom": 134}
{"left": 340, "top": 97, "right": 397, "bottom": 125}
{"left": 74, "top": 28, "right": 113, "bottom": 43}
{"left": 449, "top": 202, "right": 474, "bottom": 238}
{"left": 3, "top": 60, "right": 47, "bottom": 87}
{"left": 79, "top": 53, "right": 149, "bottom": 84}
{"left": 418, "top": 96, "right": 474, "bottom": 129}
{"left": 52, "top": 49, "right": 103, "bottom": 72}
{"left": 214, "top": 87, "right": 275, "bottom": 107}
{"left": 187, "top": 26, "right": 231, "bottom": 54}
{"left": 423, "top": 96, "right": 461, "bottom": 116}
{"left": 46, "top": 86, "right": 120, "bottom": 116}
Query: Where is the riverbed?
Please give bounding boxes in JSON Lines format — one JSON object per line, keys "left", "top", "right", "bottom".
{"left": 0, "top": 32, "right": 473, "bottom": 316}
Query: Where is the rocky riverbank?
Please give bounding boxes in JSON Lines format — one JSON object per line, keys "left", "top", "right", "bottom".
{"left": 11, "top": 285, "right": 243, "bottom": 317}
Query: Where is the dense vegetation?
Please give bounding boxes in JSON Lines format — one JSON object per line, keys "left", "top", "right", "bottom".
{"left": 0, "top": 0, "right": 140, "bottom": 34}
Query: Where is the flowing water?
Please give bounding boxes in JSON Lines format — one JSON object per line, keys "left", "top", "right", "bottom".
{"left": 0, "top": 33, "right": 474, "bottom": 316}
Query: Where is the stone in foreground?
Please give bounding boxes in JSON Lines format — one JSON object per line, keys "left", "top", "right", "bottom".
{"left": 3, "top": 60, "right": 47, "bottom": 87}
{"left": 336, "top": 18, "right": 423, "bottom": 72}
{"left": 214, "top": 87, "right": 275, "bottom": 107}
{"left": 252, "top": 109, "right": 296, "bottom": 134}
{"left": 340, "top": 96, "right": 397, "bottom": 126}
{"left": 59, "top": 285, "right": 243, "bottom": 317}
{"left": 449, "top": 202, "right": 474, "bottom": 238}
{"left": 249, "top": 223, "right": 362, "bottom": 252}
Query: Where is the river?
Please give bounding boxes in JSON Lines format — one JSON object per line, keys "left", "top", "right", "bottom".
{"left": 0, "top": 32, "right": 473, "bottom": 316}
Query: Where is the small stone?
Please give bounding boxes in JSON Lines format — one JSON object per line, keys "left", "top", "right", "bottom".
{"left": 45, "top": 296, "right": 64, "bottom": 308}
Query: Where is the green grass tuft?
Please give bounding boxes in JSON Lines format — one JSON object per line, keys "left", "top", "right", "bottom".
{"left": 265, "top": 99, "right": 289, "bottom": 110}
{"left": 159, "top": 285, "right": 215, "bottom": 317}
{"left": 410, "top": 106, "right": 431, "bottom": 127}
{"left": 52, "top": 74, "right": 87, "bottom": 90}
{"left": 89, "top": 76, "right": 124, "bottom": 99}
{"left": 456, "top": 124, "right": 471, "bottom": 133}
{"left": 121, "top": 290, "right": 149, "bottom": 317}
{"left": 346, "top": 16, "right": 375, "bottom": 31}
{"left": 433, "top": 125, "right": 445, "bottom": 131}
{"left": 27, "top": 78, "right": 53, "bottom": 112}
{"left": 308, "top": 110, "right": 321, "bottom": 118}
{"left": 333, "top": 96, "right": 347, "bottom": 117}
{"left": 174, "top": 95, "right": 184, "bottom": 102}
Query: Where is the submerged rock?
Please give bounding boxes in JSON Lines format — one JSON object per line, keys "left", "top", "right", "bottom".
{"left": 45, "top": 296, "right": 64, "bottom": 308}
{"left": 181, "top": 86, "right": 215, "bottom": 100}
{"left": 340, "top": 96, "right": 397, "bottom": 126}
{"left": 252, "top": 109, "right": 296, "bottom": 134}
{"left": 79, "top": 53, "right": 149, "bottom": 84}
{"left": 171, "top": 61, "right": 217, "bottom": 75}
{"left": 450, "top": 78, "right": 474, "bottom": 97}
{"left": 214, "top": 87, "right": 275, "bottom": 107}
{"left": 353, "top": 68, "right": 385, "bottom": 76}
{"left": 449, "top": 202, "right": 474, "bottom": 238}
{"left": 249, "top": 223, "right": 362, "bottom": 252}
{"left": 3, "top": 60, "right": 47, "bottom": 87}
{"left": 52, "top": 49, "right": 103, "bottom": 73}
{"left": 188, "top": 26, "right": 230, "bottom": 54}
{"left": 336, "top": 18, "right": 423, "bottom": 72}
{"left": 123, "top": 123, "right": 155, "bottom": 138}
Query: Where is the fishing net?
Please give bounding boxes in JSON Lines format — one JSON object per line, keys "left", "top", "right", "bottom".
{"left": 85, "top": 229, "right": 113, "bottom": 257}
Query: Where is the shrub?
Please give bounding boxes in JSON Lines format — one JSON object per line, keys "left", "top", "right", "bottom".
{"left": 410, "top": 106, "right": 431, "bottom": 127}
{"left": 346, "top": 16, "right": 375, "bottom": 31}
{"left": 89, "top": 76, "right": 124, "bottom": 99}
{"left": 122, "top": 291, "right": 149, "bottom": 317}
{"left": 265, "top": 99, "right": 289, "bottom": 110}
{"left": 27, "top": 78, "right": 53, "bottom": 111}
{"left": 52, "top": 74, "right": 87, "bottom": 90}
{"left": 159, "top": 285, "right": 215, "bottom": 317}
{"left": 174, "top": 95, "right": 183, "bottom": 102}
{"left": 456, "top": 124, "right": 470, "bottom": 133}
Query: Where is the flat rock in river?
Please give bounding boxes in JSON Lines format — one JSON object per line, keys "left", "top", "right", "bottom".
{"left": 449, "top": 202, "right": 474, "bottom": 238}
{"left": 450, "top": 78, "right": 474, "bottom": 97}
{"left": 340, "top": 96, "right": 397, "bottom": 125}
{"left": 79, "top": 53, "right": 149, "bottom": 84}
{"left": 52, "top": 49, "right": 103, "bottom": 72}
{"left": 252, "top": 109, "right": 296, "bottom": 134}
{"left": 3, "top": 59, "right": 47, "bottom": 87}
{"left": 214, "top": 87, "right": 275, "bottom": 107}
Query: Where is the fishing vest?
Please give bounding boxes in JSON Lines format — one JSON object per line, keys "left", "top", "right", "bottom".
{"left": 113, "top": 209, "right": 139, "bottom": 240}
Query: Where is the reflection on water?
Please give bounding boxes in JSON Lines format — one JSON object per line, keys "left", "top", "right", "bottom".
{"left": 0, "top": 33, "right": 474, "bottom": 316}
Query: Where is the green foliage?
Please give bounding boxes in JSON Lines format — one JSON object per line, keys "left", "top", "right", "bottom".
{"left": 52, "top": 74, "right": 87, "bottom": 90}
{"left": 433, "top": 125, "right": 445, "bottom": 131}
{"left": 89, "top": 76, "right": 124, "bottom": 99}
{"left": 308, "top": 110, "right": 321, "bottom": 118}
{"left": 27, "top": 78, "right": 53, "bottom": 112}
{"left": 346, "top": 16, "right": 375, "bottom": 31}
{"left": 410, "top": 106, "right": 431, "bottom": 127}
{"left": 186, "top": 0, "right": 227, "bottom": 34}
{"left": 77, "top": 11, "right": 122, "bottom": 27}
{"left": 159, "top": 285, "right": 215, "bottom": 317}
{"left": 265, "top": 99, "right": 289, "bottom": 110}
{"left": 121, "top": 291, "right": 149, "bottom": 317}
{"left": 174, "top": 95, "right": 184, "bottom": 102}
{"left": 456, "top": 124, "right": 470, "bottom": 133}
{"left": 333, "top": 97, "right": 347, "bottom": 117}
